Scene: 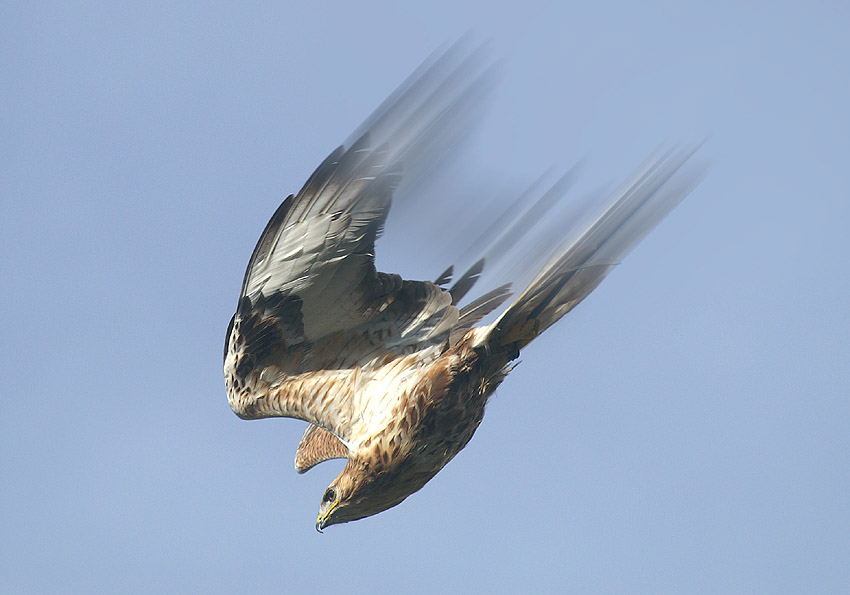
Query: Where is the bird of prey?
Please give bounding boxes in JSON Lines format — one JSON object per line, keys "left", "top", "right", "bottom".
{"left": 224, "top": 44, "right": 700, "bottom": 531}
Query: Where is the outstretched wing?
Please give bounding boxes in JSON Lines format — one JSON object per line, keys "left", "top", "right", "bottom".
{"left": 238, "top": 133, "right": 421, "bottom": 353}
{"left": 224, "top": 42, "right": 494, "bottom": 441}
{"left": 486, "top": 146, "right": 704, "bottom": 351}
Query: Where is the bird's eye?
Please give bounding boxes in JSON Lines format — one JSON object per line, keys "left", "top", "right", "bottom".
{"left": 323, "top": 487, "right": 336, "bottom": 503}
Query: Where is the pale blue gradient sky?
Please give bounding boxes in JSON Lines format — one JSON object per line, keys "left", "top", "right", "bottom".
{"left": 2, "top": 1, "right": 849, "bottom": 592}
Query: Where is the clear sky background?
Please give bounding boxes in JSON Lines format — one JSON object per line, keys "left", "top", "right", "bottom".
{"left": 2, "top": 1, "right": 848, "bottom": 592}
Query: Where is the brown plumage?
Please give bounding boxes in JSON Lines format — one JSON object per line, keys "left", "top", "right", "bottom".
{"left": 223, "top": 43, "right": 701, "bottom": 531}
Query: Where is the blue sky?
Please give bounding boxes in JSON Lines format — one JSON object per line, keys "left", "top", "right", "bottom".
{"left": 2, "top": 1, "right": 848, "bottom": 592}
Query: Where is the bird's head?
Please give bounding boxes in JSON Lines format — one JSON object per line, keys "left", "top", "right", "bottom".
{"left": 315, "top": 482, "right": 345, "bottom": 532}
{"left": 315, "top": 457, "right": 427, "bottom": 532}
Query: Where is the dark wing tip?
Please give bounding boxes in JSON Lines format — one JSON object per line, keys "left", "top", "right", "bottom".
{"left": 449, "top": 258, "right": 486, "bottom": 305}
{"left": 434, "top": 265, "right": 454, "bottom": 287}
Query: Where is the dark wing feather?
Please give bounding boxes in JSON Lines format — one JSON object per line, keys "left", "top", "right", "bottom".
{"left": 448, "top": 258, "right": 485, "bottom": 305}
{"left": 224, "top": 43, "right": 495, "bottom": 438}
{"left": 489, "top": 146, "right": 704, "bottom": 350}
{"left": 458, "top": 283, "right": 512, "bottom": 327}
{"left": 434, "top": 265, "right": 454, "bottom": 287}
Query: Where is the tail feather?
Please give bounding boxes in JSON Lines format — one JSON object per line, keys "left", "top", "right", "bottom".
{"left": 484, "top": 146, "right": 703, "bottom": 351}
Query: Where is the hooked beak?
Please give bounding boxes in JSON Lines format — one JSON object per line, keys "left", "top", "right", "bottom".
{"left": 316, "top": 498, "right": 339, "bottom": 533}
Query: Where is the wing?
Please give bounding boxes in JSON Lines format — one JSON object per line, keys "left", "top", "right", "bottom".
{"left": 224, "top": 42, "right": 495, "bottom": 441}
{"left": 486, "top": 146, "right": 704, "bottom": 351}
{"left": 239, "top": 133, "right": 416, "bottom": 349}
{"left": 294, "top": 423, "right": 350, "bottom": 474}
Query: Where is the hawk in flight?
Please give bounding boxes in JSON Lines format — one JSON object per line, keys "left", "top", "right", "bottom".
{"left": 224, "top": 44, "right": 699, "bottom": 531}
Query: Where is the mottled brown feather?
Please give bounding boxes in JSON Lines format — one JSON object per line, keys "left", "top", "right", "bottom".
{"left": 295, "top": 424, "right": 350, "bottom": 474}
